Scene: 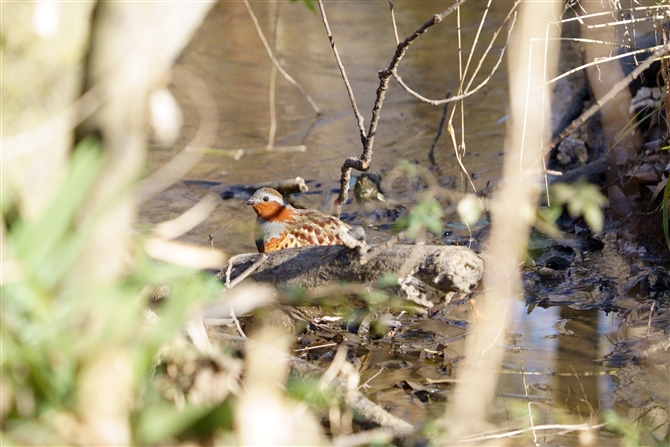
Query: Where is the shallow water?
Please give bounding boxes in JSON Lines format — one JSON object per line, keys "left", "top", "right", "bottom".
{"left": 139, "top": 0, "right": 512, "bottom": 253}
{"left": 141, "top": 1, "right": 669, "bottom": 441}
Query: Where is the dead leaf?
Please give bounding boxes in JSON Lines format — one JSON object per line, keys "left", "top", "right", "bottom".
{"left": 608, "top": 185, "right": 631, "bottom": 218}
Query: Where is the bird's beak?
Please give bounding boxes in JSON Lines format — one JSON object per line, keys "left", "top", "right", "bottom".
{"left": 246, "top": 197, "right": 257, "bottom": 206}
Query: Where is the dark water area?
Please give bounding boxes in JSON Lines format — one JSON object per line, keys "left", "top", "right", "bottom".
{"left": 141, "top": 1, "right": 669, "bottom": 442}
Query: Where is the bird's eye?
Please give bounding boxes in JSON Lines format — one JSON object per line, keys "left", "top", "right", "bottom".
{"left": 263, "top": 196, "right": 269, "bottom": 202}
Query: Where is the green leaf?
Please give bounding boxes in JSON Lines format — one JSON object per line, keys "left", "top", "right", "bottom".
{"left": 395, "top": 196, "right": 443, "bottom": 238}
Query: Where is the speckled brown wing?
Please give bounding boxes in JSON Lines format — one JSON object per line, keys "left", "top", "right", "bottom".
{"left": 289, "top": 209, "right": 351, "bottom": 247}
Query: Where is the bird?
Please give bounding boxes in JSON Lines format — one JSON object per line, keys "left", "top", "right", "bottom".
{"left": 246, "top": 188, "right": 351, "bottom": 253}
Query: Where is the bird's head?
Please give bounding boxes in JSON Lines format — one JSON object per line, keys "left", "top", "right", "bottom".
{"left": 246, "top": 188, "right": 287, "bottom": 219}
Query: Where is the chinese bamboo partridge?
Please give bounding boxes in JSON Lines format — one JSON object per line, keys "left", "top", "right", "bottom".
{"left": 246, "top": 188, "right": 351, "bottom": 253}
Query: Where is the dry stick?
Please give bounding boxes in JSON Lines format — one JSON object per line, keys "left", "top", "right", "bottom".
{"left": 225, "top": 253, "right": 268, "bottom": 289}
{"left": 544, "top": 42, "right": 670, "bottom": 153}
{"left": 463, "top": 1, "right": 519, "bottom": 93}
{"left": 3, "top": 84, "right": 100, "bottom": 160}
{"left": 214, "top": 333, "right": 414, "bottom": 436}
{"left": 230, "top": 305, "right": 247, "bottom": 338}
{"left": 447, "top": 122, "right": 480, "bottom": 197}
{"left": 455, "top": 5, "right": 468, "bottom": 195}
{"left": 330, "top": 0, "right": 467, "bottom": 216}
{"left": 317, "top": 0, "right": 367, "bottom": 142}
{"left": 358, "top": 231, "right": 406, "bottom": 266}
{"left": 242, "top": 0, "right": 321, "bottom": 114}
{"left": 388, "top": 0, "right": 400, "bottom": 46}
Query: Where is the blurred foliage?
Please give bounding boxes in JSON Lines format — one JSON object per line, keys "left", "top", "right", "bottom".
{"left": 537, "top": 181, "right": 607, "bottom": 236}
{"left": 395, "top": 197, "right": 443, "bottom": 239}
{"left": 603, "top": 411, "right": 644, "bottom": 447}
{"left": 289, "top": 0, "right": 316, "bottom": 13}
{"left": 1, "top": 137, "right": 235, "bottom": 445}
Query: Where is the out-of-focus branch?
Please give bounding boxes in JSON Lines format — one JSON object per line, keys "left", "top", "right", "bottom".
{"left": 444, "top": 0, "right": 562, "bottom": 439}
{"left": 74, "top": 3, "right": 214, "bottom": 282}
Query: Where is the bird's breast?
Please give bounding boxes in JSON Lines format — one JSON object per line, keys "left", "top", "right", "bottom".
{"left": 258, "top": 218, "right": 288, "bottom": 240}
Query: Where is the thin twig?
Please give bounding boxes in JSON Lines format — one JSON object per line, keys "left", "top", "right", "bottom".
{"left": 521, "top": 359, "right": 538, "bottom": 445}
{"left": 359, "top": 231, "right": 405, "bottom": 265}
{"left": 243, "top": 0, "right": 321, "bottom": 114}
{"left": 456, "top": 423, "right": 607, "bottom": 443}
{"left": 359, "top": 366, "right": 385, "bottom": 390}
{"left": 543, "top": 44, "right": 664, "bottom": 87}
{"left": 646, "top": 301, "right": 656, "bottom": 337}
{"left": 225, "top": 254, "right": 267, "bottom": 289}
{"left": 561, "top": 4, "right": 667, "bottom": 24}
{"left": 294, "top": 342, "right": 337, "bottom": 352}
{"left": 388, "top": 0, "right": 400, "bottom": 46}
{"left": 447, "top": 121, "right": 480, "bottom": 195}
{"left": 230, "top": 305, "right": 247, "bottom": 338}
{"left": 546, "top": 42, "right": 670, "bottom": 151}
{"left": 391, "top": 5, "right": 517, "bottom": 106}
{"left": 2, "top": 86, "right": 100, "bottom": 160}
{"left": 317, "top": 0, "right": 366, "bottom": 141}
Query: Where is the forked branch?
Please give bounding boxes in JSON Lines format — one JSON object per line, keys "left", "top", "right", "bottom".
{"left": 317, "top": 0, "right": 467, "bottom": 216}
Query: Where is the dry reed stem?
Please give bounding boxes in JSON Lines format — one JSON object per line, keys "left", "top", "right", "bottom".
{"left": 394, "top": 4, "right": 518, "bottom": 107}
